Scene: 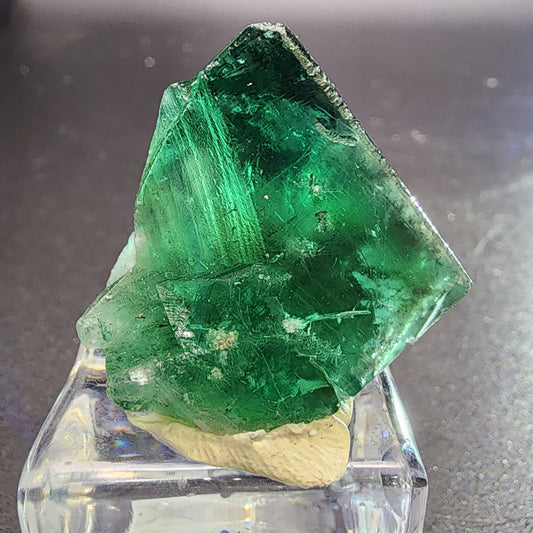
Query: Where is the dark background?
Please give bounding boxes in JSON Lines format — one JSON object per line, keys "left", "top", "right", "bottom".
{"left": 1, "top": 1, "right": 533, "bottom": 531}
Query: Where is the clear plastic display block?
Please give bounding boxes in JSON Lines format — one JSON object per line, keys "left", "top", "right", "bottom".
{"left": 18, "top": 346, "right": 427, "bottom": 532}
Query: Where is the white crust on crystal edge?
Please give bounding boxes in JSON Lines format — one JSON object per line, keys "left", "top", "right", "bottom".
{"left": 106, "top": 232, "right": 136, "bottom": 287}
{"left": 127, "top": 400, "right": 353, "bottom": 489}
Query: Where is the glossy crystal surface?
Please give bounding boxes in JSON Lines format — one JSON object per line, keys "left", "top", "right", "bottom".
{"left": 18, "top": 347, "right": 427, "bottom": 533}
{"left": 77, "top": 23, "right": 470, "bottom": 434}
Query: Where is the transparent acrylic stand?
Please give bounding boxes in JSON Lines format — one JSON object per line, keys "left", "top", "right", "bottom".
{"left": 18, "top": 347, "right": 427, "bottom": 532}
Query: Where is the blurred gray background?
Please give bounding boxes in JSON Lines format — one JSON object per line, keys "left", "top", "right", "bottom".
{"left": 1, "top": 1, "right": 533, "bottom": 531}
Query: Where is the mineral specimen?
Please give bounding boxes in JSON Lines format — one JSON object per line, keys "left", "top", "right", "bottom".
{"left": 77, "top": 23, "right": 471, "bottom": 436}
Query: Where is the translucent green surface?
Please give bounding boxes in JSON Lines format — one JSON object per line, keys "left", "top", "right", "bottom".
{"left": 77, "top": 23, "right": 470, "bottom": 434}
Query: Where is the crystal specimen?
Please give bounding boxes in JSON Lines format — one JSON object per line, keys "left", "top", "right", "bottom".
{"left": 77, "top": 23, "right": 471, "bottom": 436}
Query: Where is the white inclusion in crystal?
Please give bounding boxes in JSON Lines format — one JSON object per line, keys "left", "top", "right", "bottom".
{"left": 129, "top": 364, "right": 155, "bottom": 386}
{"left": 176, "top": 321, "right": 195, "bottom": 339}
{"left": 208, "top": 367, "right": 223, "bottom": 381}
{"left": 208, "top": 329, "right": 238, "bottom": 350}
{"left": 292, "top": 238, "right": 319, "bottom": 257}
{"left": 282, "top": 316, "right": 307, "bottom": 333}
{"left": 283, "top": 309, "right": 371, "bottom": 334}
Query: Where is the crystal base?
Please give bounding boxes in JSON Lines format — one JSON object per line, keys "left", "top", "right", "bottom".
{"left": 18, "top": 347, "right": 427, "bottom": 532}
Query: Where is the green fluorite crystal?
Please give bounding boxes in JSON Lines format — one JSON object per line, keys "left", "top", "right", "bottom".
{"left": 77, "top": 23, "right": 470, "bottom": 434}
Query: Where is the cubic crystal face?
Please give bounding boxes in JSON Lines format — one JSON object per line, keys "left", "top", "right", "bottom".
{"left": 77, "top": 23, "right": 471, "bottom": 434}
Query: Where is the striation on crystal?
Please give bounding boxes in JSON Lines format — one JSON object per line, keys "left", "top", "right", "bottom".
{"left": 77, "top": 22, "right": 471, "bottom": 435}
